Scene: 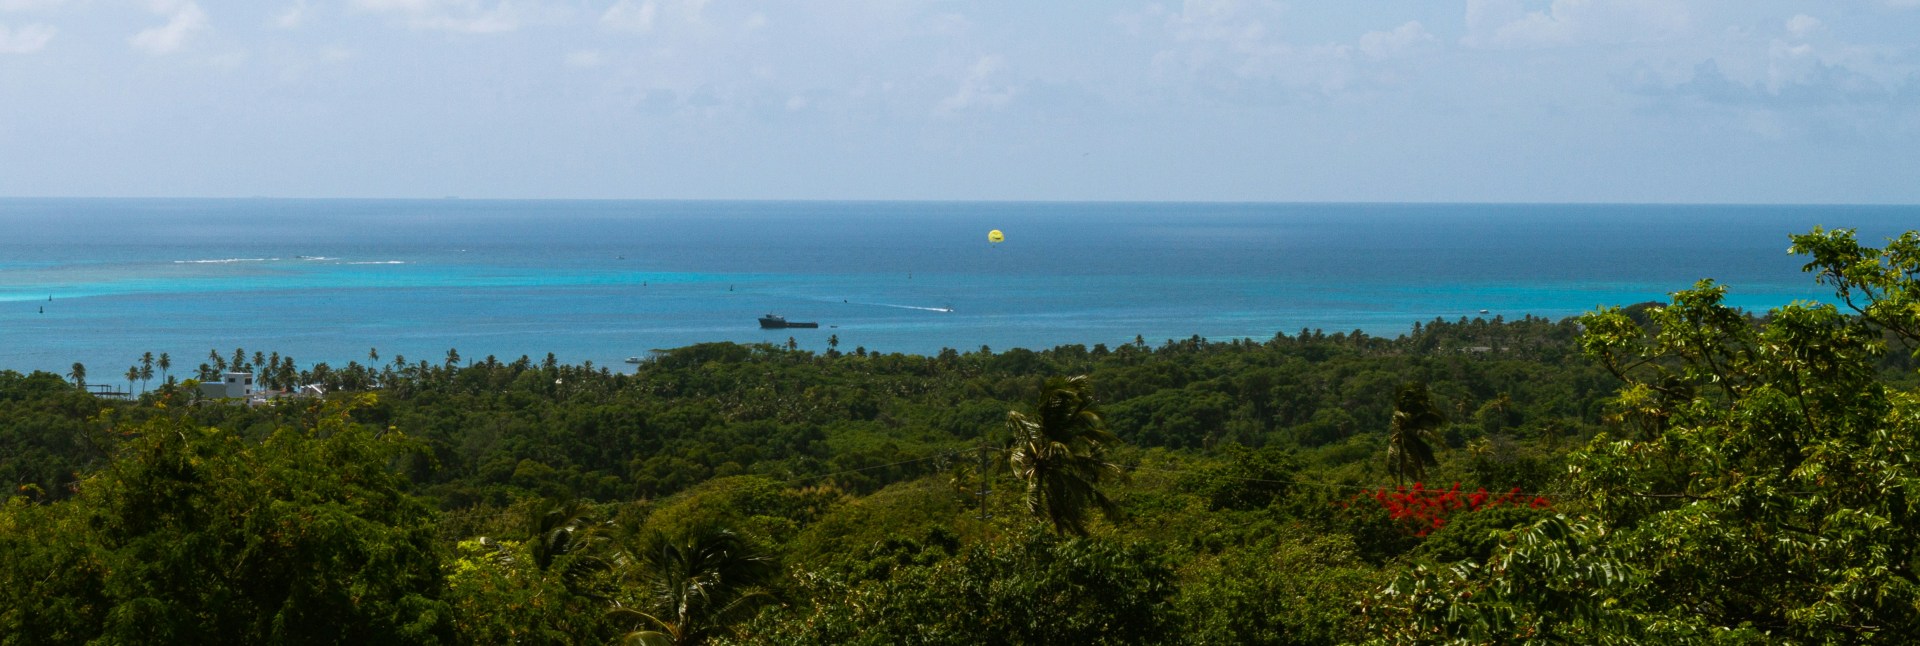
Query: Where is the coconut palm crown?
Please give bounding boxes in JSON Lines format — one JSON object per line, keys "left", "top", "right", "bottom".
{"left": 612, "top": 526, "right": 775, "bottom": 646}
{"left": 1387, "top": 380, "right": 1446, "bottom": 486}
{"left": 1006, "top": 375, "right": 1123, "bottom": 536}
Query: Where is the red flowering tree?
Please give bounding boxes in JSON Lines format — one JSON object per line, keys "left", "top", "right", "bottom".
{"left": 1367, "top": 229, "right": 1920, "bottom": 643}
{"left": 1344, "top": 482, "right": 1550, "bottom": 538}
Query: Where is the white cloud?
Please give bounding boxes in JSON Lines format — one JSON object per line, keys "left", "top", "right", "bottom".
{"left": 0, "top": 22, "right": 54, "bottom": 53}
{"left": 351, "top": 0, "right": 565, "bottom": 34}
{"left": 565, "top": 49, "right": 601, "bottom": 67}
{"left": 1358, "top": 21, "right": 1435, "bottom": 60}
{"left": 352, "top": 0, "right": 436, "bottom": 11}
{"left": 1785, "top": 14, "right": 1821, "bottom": 38}
{"left": 929, "top": 12, "right": 971, "bottom": 36}
{"left": 277, "top": 1, "right": 309, "bottom": 28}
{"left": 601, "top": 0, "right": 709, "bottom": 33}
{"left": 1633, "top": 38, "right": 1914, "bottom": 114}
{"left": 0, "top": 0, "right": 67, "bottom": 12}
{"left": 1135, "top": 2, "right": 1432, "bottom": 95}
{"left": 600, "top": 0, "right": 655, "bottom": 32}
{"left": 936, "top": 54, "right": 1015, "bottom": 115}
{"left": 130, "top": 0, "right": 209, "bottom": 56}
{"left": 1463, "top": 0, "right": 1688, "bottom": 49}
{"left": 209, "top": 49, "right": 247, "bottom": 69}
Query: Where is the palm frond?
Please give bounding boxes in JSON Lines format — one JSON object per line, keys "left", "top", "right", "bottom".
{"left": 1387, "top": 381, "right": 1446, "bottom": 485}
{"left": 1005, "top": 375, "right": 1122, "bottom": 535}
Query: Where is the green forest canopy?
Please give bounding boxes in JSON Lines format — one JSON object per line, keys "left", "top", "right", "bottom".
{"left": 2, "top": 227, "right": 1916, "bottom": 644}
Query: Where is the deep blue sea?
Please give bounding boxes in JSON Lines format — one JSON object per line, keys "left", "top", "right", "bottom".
{"left": 2, "top": 199, "right": 1913, "bottom": 377}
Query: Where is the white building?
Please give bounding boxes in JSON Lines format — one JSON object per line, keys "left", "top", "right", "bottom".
{"left": 199, "top": 371, "right": 254, "bottom": 399}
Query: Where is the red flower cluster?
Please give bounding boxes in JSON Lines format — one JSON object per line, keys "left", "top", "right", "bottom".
{"left": 1340, "top": 482, "right": 1550, "bottom": 537}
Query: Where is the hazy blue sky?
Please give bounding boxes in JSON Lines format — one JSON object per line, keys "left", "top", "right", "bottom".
{"left": 2, "top": 1, "right": 1917, "bottom": 202}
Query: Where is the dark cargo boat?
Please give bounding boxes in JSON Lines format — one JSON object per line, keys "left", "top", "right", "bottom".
{"left": 758, "top": 314, "right": 819, "bottom": 329}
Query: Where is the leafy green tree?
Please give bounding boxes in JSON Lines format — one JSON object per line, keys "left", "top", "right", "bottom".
{"left": 1797, "top": 227, "right": 1920, "bottom": 344}
{"left": 67, "top": 362, "right": 85, "bottom": 389}
{"left": 743, "top": 530, "right": 1177, "bottom": 646}
{"left": 444, "top": 534, "right": 607, "bottom": 644}
{"left": 1177, "top": 443, "right": 1299, "bottom": 511}
{"left": 610, "top": 526, "right": 775, "bottom": 646}
{"left": 1368, "top": 228, "right": 1920, "bottom": 643}
{"left": 1385, "top": 381, "right": 1444, "bottom": 486}
{"left": 1176, "top": 530, "right": 1381, "bottom": 645}
{"left": 0, "top": 396, "right": 453, "bottom": 644}
{"left": 1006, "top": 375, "right": 1122, "bottom": 536}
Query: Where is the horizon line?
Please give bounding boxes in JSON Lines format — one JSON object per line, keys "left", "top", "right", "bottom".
{"left": 3, "top": 196, "right": 1917, "bottom": 208}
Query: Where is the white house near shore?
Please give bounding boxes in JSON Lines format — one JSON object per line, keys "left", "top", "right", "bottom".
{"left": 196, "top": 371, "right": 325, "bottom": 405}
{"left": 199, "top": 371, "right": 255, "bottom": 399}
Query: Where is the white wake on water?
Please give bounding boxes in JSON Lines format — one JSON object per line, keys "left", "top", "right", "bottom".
{"left": 871, "top": 303, "right": 953, "bottom": 313}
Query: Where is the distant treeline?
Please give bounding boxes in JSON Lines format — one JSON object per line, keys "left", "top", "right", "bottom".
{"left": 7, "top": 311, "right": 1615, "bottom": 508}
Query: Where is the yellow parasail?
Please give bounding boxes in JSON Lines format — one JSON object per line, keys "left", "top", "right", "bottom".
{"left": 988, "top": 229, "right": 1004, "bottom": 244}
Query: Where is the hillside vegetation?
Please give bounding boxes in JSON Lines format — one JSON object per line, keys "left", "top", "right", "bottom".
{"left": 3, "top": 227, "right": 1916, "bottom": 644}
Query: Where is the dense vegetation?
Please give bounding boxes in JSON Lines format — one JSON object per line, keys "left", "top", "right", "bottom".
{"left": 3, "top": 227, "right": 1916, "bottom": 644}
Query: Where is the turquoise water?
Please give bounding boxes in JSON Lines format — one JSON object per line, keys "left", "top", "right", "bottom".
{"left": 2, "top": 199, "right": 1913, "bottom": 376}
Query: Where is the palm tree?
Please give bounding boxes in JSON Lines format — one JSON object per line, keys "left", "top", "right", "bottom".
{"left": 158, "top": 352, "right": 171, "bottom": 385}
{"left": 1006, "top": 375, "right": 1122, "bottom": 536}
{"left": 1387, "top": 381, "right": 1446, "bottom": 486}
{"left": 610, "top": 526, "right": 775, "bottom": 646}
{"left": 68, "top": 362, "right": 86, "bottom": 390}
{"left": 527, "top": 499, "right": 613, "bottom": 577}
{"left": 139, "top": 363, "right": 153, "bottom": 394}
{"left": 124, "top": 365, "right": 139, "bottom": 397}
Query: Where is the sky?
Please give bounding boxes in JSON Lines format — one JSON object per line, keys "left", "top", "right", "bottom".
{"left": 1, "top": 1, "right": 1917, "bottom": 203}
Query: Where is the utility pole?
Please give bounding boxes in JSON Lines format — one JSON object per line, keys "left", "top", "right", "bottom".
{"left": 975, "top": 440, "right": 993, "bottom": 520}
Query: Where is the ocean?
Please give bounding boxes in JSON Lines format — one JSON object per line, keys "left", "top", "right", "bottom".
{"left": 2, "top": 199, "right": 1913, "bottom": 378}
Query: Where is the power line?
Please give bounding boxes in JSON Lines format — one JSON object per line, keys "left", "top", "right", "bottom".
{"left": 1122, "top": 462, "right": 1829, "bottom": 500}
{"left": 781, "top": 449, "right": 968, "bottom": 485}
{"left": 432, "top": 446, "right": 973, "bottom": 534}
{"left": 1120, "top": 463, "right": 1574, "bottom": 499}
{"left": 433, "top": 447, "right": 1836, "bottom": 536}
